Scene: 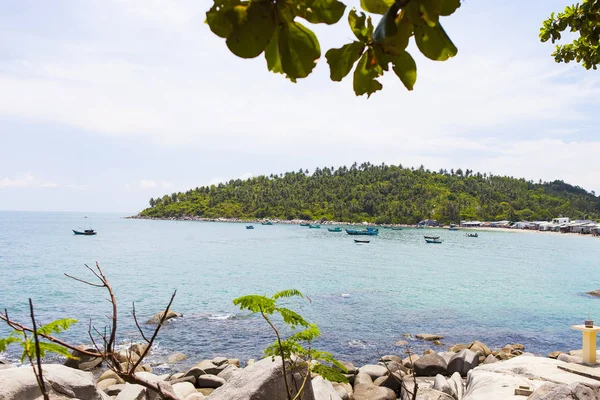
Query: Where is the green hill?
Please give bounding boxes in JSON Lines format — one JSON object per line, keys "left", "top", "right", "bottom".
{"left": 139, "top": 163, "right": 600, "bottom": 224}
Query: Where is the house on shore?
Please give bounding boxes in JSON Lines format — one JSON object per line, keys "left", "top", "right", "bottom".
{"left": 460, "top": 221, "right": 482, "bottom": 227}
{"left": 552, "top": 217, "right": 570, "bottom": 225}
{"left": 418, "top": 219, "right": 439, "bottom": 227}
{"left": 564, "top": 220, "right": 598, "bottom": 234}
{"left": 490, "top": 220, "right": 511, "bottom": 228}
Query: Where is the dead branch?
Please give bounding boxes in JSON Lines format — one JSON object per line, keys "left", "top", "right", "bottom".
{"left": 131, "top": 302, "right": 150, "bottom": 343}
{"left": 29, "top": 299, "right": 49, "bottom": 400}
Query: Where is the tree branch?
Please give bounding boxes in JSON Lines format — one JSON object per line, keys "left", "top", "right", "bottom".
{"left": 29, "top": 299, "right": 49, "bottom": 400}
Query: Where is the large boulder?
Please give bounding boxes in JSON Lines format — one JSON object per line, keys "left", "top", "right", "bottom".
{"left": 358, "top": 364, "right": 388, "bottom": 380}
{"left": 184, "top": 360, "right": 221, "bottom": 378}
{"left": 196, "top": 374, "right": 226, "bottom": 388}
{"left": 463, "top": 370, "right": 545, "bottom": 400}
{"left": 414, "top": 353, "right": 448, "bottom": 377}
{"left": 374, "top": 371, "right": 404, "bottom": 393}
{"left": 116, "top": 372, "right": 175, "bottom": 400}
{"left": 528, "top": 382, "right": 600, "bottom": 400}
{"left": 403, "top": 354, "right": 420, "bottom": 369}
{"left": 64, "top": 345, "right": 103, "bottom": 371}
{"left": 467, "top": 341, "right": 491, "bottom": 358}
{"left": 209, "top": 356, "right": 315, "bottom": 400}
{"left": 172, "top": 382, "right": 197, "bottom": 399}
{"left": 416, "top": 334, "right": 444, "bottom": 341}
{"left": 167, "top": 352, "right": 188, "bottom": 364}
{"left": 217, "top": 364, "right": 240, "bottom": 381}
{"left": 447, "top": 349, "right": 479, "bottom": 377}
{"left": 332, "top": 382, "right": 352, "bottom": 400}
{"left": 0, "top": 364, "right": 110, "bottom": 400}
{"left": 147, "top": 310, "right": 182, "bottom": 324}
{"left": 431, "top": 372, "right": 464, "bottom": 400}
{"left": 353, "top": 372, "right": 396, "bottom": 400}
{"left": 312, "top": 376, "right": 343, "bottom": 400}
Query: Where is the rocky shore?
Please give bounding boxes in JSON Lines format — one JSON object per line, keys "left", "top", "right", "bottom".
{"left": 2, "top": 334, "right": 600, "bottom": 400}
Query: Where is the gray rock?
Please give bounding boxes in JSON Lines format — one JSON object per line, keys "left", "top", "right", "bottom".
{"left": 173, "top": 381, "right": 197, "bottom": 399}
{"left": 196, "top": 374, "right": 226, "bottom": 388}
{"left": 116, "top": 383, "right": 146, "bottom": 400}
{"left": 528, "top": 382, "right": 598, "bottom": 399}
{"left": 463, "top": 369, "right": 544, "bottom": 400}
{"left": 147, "top": 309, "right": 182, "bottom": 324}
{"left": 209, "top": 356, "right": 315, "bottom": 400}
{"left": 447, "top": 349, "right": 479, "bottom": 377}
{"left": 332, "top": 382, "right": 351, "bottom": 400}
{"left": 381, "top": 355, "right": 403, "bottom": 364}
{"left": 167, "top": 352, "right": 188, "bottom": 364}
{"left": 105, "top": 383, "right": 126, "bottom": 396}
{"left": 184, "top": 360, "right": 221, "bottom": 379}
{"left": 482, "top": 354, "right": 497, "bottom": 364}
{"left": 414, "top": 353, "right": 448, "bottom": 377}
{"left": 431, "top": 372, "right": 464, "bottom": 400}
{"left": 375, "top": 371, "right": 403, "bottom": 393}
{"left": 64, "top": 346, "right": 103, "bottom": 371}
{"left": 116, "top": 373, "right": 173, "bottom": 400}
{"left": 449, "top": 371, "right": 465, "bottom": 400}
{"left": 403, "top": 354, "right": 420, "bottom": 368}
{"left": 129, "top": 343, "right": 149, "bottom": 357}
{"left": 217, "top": 364, "right": 240, "bottom": 381}
{"left": 358, "top": 364, "right": 388, "bottom": 379}
{"left": 97, "top": 378, "right": 118, "bottom": 391}
{"left": 212, "top": 356, "right": 229, "bottom": 366}
{"left": 169, "top": 375, "right": 196, "bottom": 386}
{"left": 414, "top": 388, "right": 455, "bottom": 400}
{"left": 438, "top": 351, "right": 455, "bottom": 365}
{"left": 381, "top": 360, "right": 408, "bottom": 375}
{"left": 338, "top": 361, "right": 357, "bottom": 375}
{"left": 416, "top": 333, "right": 444, "bottom": 341}
{"left": 353, "top": 372, "right": 396, "bottom": 400}
{"left": 228, "top": 358, "right": 241, "bottom": 367}
{"left": 98, "top": 369, "right": 125, "bottom": 384}
{"left": 557, "top": 353, "right": 584, "bottom": 364}
{"left": 185, "top": 394, "right": 207, "bottom": 400}
{"left": 0, "top": 363, "right": 109, "bottom": 400}
{"left": 396, "top": 340, "right": 409, "bottom": 346}
{"left": 312, "top": 376, "right": 343, "bottom": 400}
{"left": 467, "top": 341, "right": 491, "bottom": 358}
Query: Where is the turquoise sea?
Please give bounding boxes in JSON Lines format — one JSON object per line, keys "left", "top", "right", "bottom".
{"left": 1, "top": 211, "right": 599, "bottom": 370}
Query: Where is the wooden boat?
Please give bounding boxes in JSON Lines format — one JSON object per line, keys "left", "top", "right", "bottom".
{"left": 261, "top": 221, "right": 273, "bottom": 225}
{"left": 299, "top": 223, "right": 310, "bottom": 226}
{"left": 391, "top": 227, "right": 403, "bottom": 231}
{"left": 246, "top": 225, "right": 254, "bottom": 229}
{"left": 73, "top": 229, "right": 96, "bottom": 235}
{"left": 328, "top": 227, "right": 342, "bottom": 232}
{"left": 346, "top": 227, "right": 379, "bottom": 236}
{"left": 448, "top": 224, "right": 460, "bottom": 231}
{"left": 354, "top": 239, "right": 370, "bottom": 243}
{"left": 425, "top": 238, "right": 442, "bottom": 244}
{"left": 309, "top": 225, "right": 321, "bottom": 229}
{"left": 466, "top": 233, "right": 478, "bottom": 237}
{"left": 424, "top": 235, "right": 440, "bottom": 240}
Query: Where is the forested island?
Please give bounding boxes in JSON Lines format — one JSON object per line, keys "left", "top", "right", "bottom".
{"left": 139, "top": 163, "right": 600, "bottom": 224}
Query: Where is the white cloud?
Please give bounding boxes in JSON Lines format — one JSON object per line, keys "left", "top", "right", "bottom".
{"left": 0, "top": 174, "right": 85, "bottom": 190}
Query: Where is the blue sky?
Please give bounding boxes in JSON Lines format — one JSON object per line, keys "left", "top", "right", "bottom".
{"left": 0, "top": 0, "right": 598, "bottom": 213}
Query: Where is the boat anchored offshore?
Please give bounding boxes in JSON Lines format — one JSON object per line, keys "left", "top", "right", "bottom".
{"left": 262, "top": 221, "right": 273, "bottom": 225}
{"left": 346, "top": 227, "right": 379, "bottom": 236}
{"left": 466, "top": 233, "right": 478, "bottom": 237}
{"left": 424, "top": 235, "right": 440, "bottom": 240}
{"left": 354, "top": 239, "right": 370, "bottom": 243}
{"left": 425, "top": 238, "right": 442, "bottom": 244}
{"left": 73, "top": 229, "right": 96, "bottom": 235}
{"left": 328, "top": 227, "right": 342, "bottom": 232}
{"left": 309, "top": 225, "right": 321, "bottom": 229}
{"left": 246, "top": 225, "right": 254, "bottom": 229}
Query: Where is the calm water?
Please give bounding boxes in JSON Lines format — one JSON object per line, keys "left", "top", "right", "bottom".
{"left": 1, "top": 211, "right": 599, "bottom": 370}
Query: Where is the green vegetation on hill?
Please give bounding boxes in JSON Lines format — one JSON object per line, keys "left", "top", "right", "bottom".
{"left": 140, "top": 163, "right": 600, "bottom": 224}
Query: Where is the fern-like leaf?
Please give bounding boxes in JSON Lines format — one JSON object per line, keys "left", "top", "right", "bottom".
{"left": 272, "top": 289, "right": 304, "bottom": 300}
{"left": 0, "top": 336, "right": 20, "bottom": 352}
{"left": 233, "top": 295, "right": 276, "bottom": 314}
{"left": 289, "top": 324, "right": 321, "bottom": 342}
{"left": 275, "top": 307, "right": 310, "bottom": 328}
{"left": 37, "top": 318, "right": 78, "bottom": 336}
{"left": 39, "top": 342, "right": 74, "bottom": 358}
{"left": 311, "top": 363, "right": 349, "bottom": 383}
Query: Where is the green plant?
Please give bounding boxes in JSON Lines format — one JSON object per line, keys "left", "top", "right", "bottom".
{"left": 233, "top": 289, "right": 347, "bottom": 400}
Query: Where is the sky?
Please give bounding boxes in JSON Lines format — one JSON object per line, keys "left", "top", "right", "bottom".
{"left": 0, "top": 0, "right": 598, "bottom": 213}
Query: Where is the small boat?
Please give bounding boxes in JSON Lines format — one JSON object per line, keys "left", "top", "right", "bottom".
{"left": 261, "top": 221, "right": 273, "bottom": 225}
{"left": 246, "top": 225, "right": 254, "bottom": 229}
{"left": 328, "top": 227, "right": 342, "bottom": 232}
{"left": 354, "top": 239, "right": 370, "bottom": 243}
{"left": 309, "top": 225, "right": 321, "bottom": 229}
{"left": 299, "top": 223, "right": 310, "bottom": 227}
{"left": 425, "top": 238, "right": 442, "bottom": 244}
{"left": 346, "top": 227, "right": 379, "bottom": 236}
{"left": 466, "top": 233, "right": 478, "bottom": 237}
{"left": 391, "top": 227, "right": 403, "bottom": 231}
{"left": 424, "top": 235, "right": 440, "bottom": 240}
{"left": 73, "top": 229, "right": 96, "bottom": 235}
{"left": 448, "top": 224, "right": 460, "bottom": 231}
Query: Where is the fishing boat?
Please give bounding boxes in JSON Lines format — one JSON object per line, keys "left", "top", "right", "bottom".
{"left": 246, "top": 225, "right": 254, "bottom": 229}
{"left": 425, "top": 238, "right": 442, "bottom": 244}
{"left": 345, "top": 227, "right": 379, "bottom": 236}
{"left": 391, "top": 227, "right": 403, "bottom": 231}
{"left": 73, "top": 229, "right": 96, "bottom": 235}
{"left": 328, "top": 227, "right": 342, "bottom": 232}
{"left": 299, "top": 223, "right": 310, "bottom": 226}
{"left": 261, "top": 221, "right": 273, "bottom": 225}
{"left": 309, "top": 225, "right": 321, "bottom": 229}
{"left": 448, "top": 224, "right": 460, "bottom": 231}
{"left": 424, "top": 235, "right": 440, "bottom": 240}
{"left": 354, "top": 239, "right": 370, "bottom": 243}
{"left": 466, "top": 233, "right": 478, "bottom": 237}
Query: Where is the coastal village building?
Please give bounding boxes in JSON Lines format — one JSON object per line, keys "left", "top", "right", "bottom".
{"left": 552, "top": 217, "right": 570, "bottom": 224}
{"left": 460, "top": 221, "right": 482, "bottom": 227}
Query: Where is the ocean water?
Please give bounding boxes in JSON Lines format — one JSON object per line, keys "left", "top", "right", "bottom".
{"left": 1, "top": 211, "right": 599, "bottom": 370}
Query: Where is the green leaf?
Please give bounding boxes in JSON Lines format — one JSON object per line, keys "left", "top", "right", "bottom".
{"left": 414, "top": 21, "right": 457, "bottom": 61}
{"left": 37, "top": 318, "right": 78, "bottom": 336}
{"left": 348, "top": 9, "right": 373, "bottom": 43}
{"left": 226, "top": 1, "right": 276, "bottom": 59}
{"left": 382, "top": 13, "right": 413, "bottom": 55}
{"left": 0, "top": 336, "right": 20, "bottom": 352}
{"left": 275, "top": 307, "right": 310, "bottom": 328}
{"left": 353, "top": 49, "right": 383, "bottom": 97}
{"left": 278, "top": 21, "right": 321, "bottom": 82}
{"left": 360, "top": 0, "right": 394, "bottom": 15}
{"left": 296, "top": 0, "right": 346, "bottom": 25}
{"left": 391, "top": 50, "right": 417, "bottom": 90}
{"left": 39, "top": 342, "right": 74, "bottom": 359}
{"left": 289, "top": 324, "right": 321, "bottom": 341}
{"left": 206, "top": 0, "right": 243, "bottom": 38}
{"left": 325, "top": 42, "right": 365, "bottom": 81}
{"left": 272, "top": 289, "right": 304, "bottom": 300}
{"left": 233, "top": 294, "right": 276, "bottom": 313}
{"left": 311, "top": 364, "right": 349, "bottom": 382}
{"left": 265, "top": 27, "right": 284, "bottom": 74}
{"left": 373, "top": 3, "right": 400, "bottom": 44}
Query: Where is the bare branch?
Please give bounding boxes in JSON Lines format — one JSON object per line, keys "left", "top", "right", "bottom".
{"left": 29, "top": 299, "right": 49, "bottom": 400}
{"left": 63, "top": 273, "right": 104, "bottom": 288}
{"left": 132, "top": 302, "right": 150, "bottom": 343}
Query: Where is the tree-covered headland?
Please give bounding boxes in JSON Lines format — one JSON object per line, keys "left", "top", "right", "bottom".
{"left": 140, "top": 163, "right": 600, "bottom": 224}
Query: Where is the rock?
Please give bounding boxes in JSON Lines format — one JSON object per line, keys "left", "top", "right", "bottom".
{"left": 168, "top": 352, "right": 188, "bottom": 364}
{"left": 433, "top": 340, "right": 444, "bottom": 346}
{"left": 403, "top": 333, "right": 412, "bottom": 338}
{"left": 184, "top": 394, "right": 207, "bottom": 400}
{"left": 209, "top": 356, "right": 315, "bottom": 400}
{"left": 449, "top": 371, "right": 465, "bottom": 400}
{"left": 382, "top": 360, "right": 408, "bottom": 375}
{"left": 312, "top": 376, "right": 343, "bottom": 400}
{"left": 129, "top": 343, "right": 149, "bottom": 357}
{"left": 228, "top": 358, "right": 241, "bottom": 367}
{"left": 381, "top": 354, "right": 403, "bottom": 364}
{"left": 246, "top": 359, "right": 256, "bottom": 366}
{"left": 438, "top": 352, "right": 456, "bottom": 365}
{"left": 586, "top": 289, "right": 600, "bottom": 297}
{"left": 170, "top": 375, "right": 197, "bottom": 386}
{"left": 447, "top": 349, "right": 479, "bottom": 377}
{"left": 117, "top": 349, "right": 141, "bottom": 363}
{"left": 396, "top": 340, "right": 409, "bottom": 346}
{"left": 105, "top": 383, "right": 126, "bottom": 396}
{"left": 463, "top": 370, "right": 544, "bottom": 400}
{"left": 449, "top": 344, "right": 468, "bottom": 353}
{"left": 185, "top": 360, "right": 220, "bottom": 377}
{"left": 64, "top": 345, "right": 103, "bottom": 371}
{"left": 548, "top": 351, "right": 563, "bottom": 359}
{"left": 416, "top": 333, "right": 444, "bottom": 341}
{"left": 197, "top": 388, "right": 215, "bottom": 396}
{"left": 414, "top": 353, "right": 448, "bottom": 377}
{"left": 467, "top": 341, "right": 491, "bottom": 358}
{"left": 338, "top": 361, "right": 357, "bottom": 375}
{"left": 0, "top": 363, "right": 109, "bottom": 400}
{"left": 558, "top": 353, "right": 584, "bottom": 364}
{"left": 432, "top": 374, "right": 457, "bottom": 399}
{"left": 97, "top": 378, "right": 118, "bottom": 391}
{"left": 196, "top": 374, "right": 226, "bottom": 388}
{"left": 353, "top": 372, "right": 396, "bottom": 400}
{"left": 98, "top": 369, "right": 125, "bottom": 384}
{"left": 147, "top": 309, "right": 182, "bottom": 324}
{"left": 483, "top": 354, "right": 497, "bottom": 364}
{"left": 375, "top": 371, "right": 404, "bottom": 393}
{"left": 332, "top": 382, "right": 352, "bottom": 400}
{"left": 212, "top": 356, "right": 228, "bottom": 366}
{"left": 511, "top": 343, "right": 524, "bottom": 351}
{"left": 403, "top": 354, "right": 420, "bottom": 368}
{"left": 169, "top": 372, "right": 185, "bottom": 381}
{"left": 173, "top": 382, "right": 197, "bottom": 399}
{"left": 217, "top": 364, "right": 240, "bottom": 381}
{"left": 528, "top": 382, "right": 599, "bottom": 400}
{"left": 414, "top": 388, "right": 456, "bottom": 400}
{"left": 116, "top": 372, "right": 173, "bottom": 400}
{"left": 358, "top": 364, "right": 388, "bottom": 379}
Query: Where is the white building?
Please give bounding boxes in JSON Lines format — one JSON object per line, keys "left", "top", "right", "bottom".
{"left": 552, "top": 217, "right": 570, "bottom": 225}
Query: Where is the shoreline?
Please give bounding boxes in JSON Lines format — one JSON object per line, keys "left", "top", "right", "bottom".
{"left": 127, "top": 214, "right": 599, "bottom": 240}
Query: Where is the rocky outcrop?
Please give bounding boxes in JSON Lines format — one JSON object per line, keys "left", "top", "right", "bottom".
{"left": 416, "top": 333, "right": 444, "bottom": 341}
{"left": 0, "top": 363, "right": 110, "bottom": 400}
{"left": 209, "top": 356, "right": 315, "bottom": 400}
{"left": 358, "top": 364, "right": 388, "bottom": 380}
{"left": 414, "top": 353, "right": 448, "bottom": 376}
{"left": 167, "top": 352, "right": 188, "bottom": 364}
{"left": 447, "top": 349, "right": 479, "bottom": 377}
{"left": 528, "top": 382, "right": 600, "bottom": 399}
{"left": 353, "top": 372, "right": 396, "bottom": 400}
{"left": 147, "top": 310, "right": 182, "bottom": 324}
{"left": 431, "top": 372, "right": 465, "bottom": 400}
{"left": 64, "top": 345, "right": 103, "bottom": 371}
{"left": 312, "top": 376, "right": 343, "bottom": 400}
